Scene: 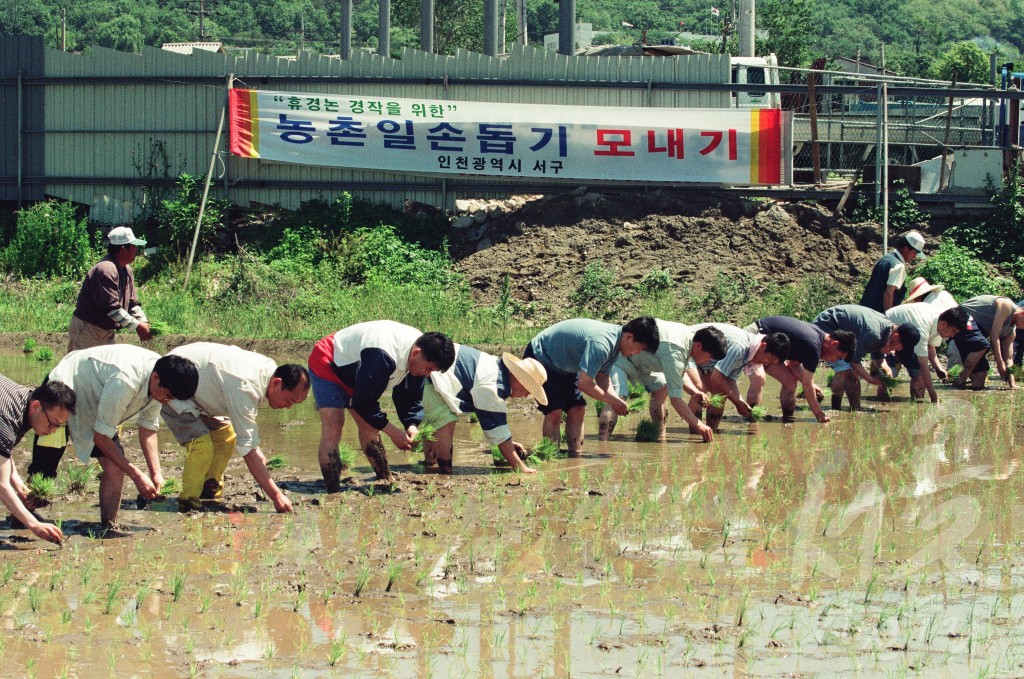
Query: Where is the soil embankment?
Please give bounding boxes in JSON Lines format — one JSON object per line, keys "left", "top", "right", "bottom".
{"left": 448, "top": 188, "right": 902, "bottom": 319}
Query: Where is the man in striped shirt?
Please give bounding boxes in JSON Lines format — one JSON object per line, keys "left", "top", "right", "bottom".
{"left": 0, "top": 376, "right": 76, "bottom": 543}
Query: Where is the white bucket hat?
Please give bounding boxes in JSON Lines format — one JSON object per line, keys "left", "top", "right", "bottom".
{"left": 903, "top": 276, "right": 944, "bottom": 303}
{"left": 502, "top": 353, "right": 548, "bottom": 406}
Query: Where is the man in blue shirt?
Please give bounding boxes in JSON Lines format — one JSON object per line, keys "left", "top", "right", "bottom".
{"left": 422, "top": 347, "right": 548, "bottom": 473}
{"left": 860, "top": 231, "right": 926, "bottom": 312}
{"left": 525, "top": 317, "right": 659, "bottom": 456}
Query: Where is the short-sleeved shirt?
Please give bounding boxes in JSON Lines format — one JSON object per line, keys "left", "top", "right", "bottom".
{"left": 429, "top": 345, "right": 513, "bottom": 445}
{"left": 48, "top": 345, "right": 162, "bottom": 462}
{"left": 165, "top": 343, "right": 276, "bottom": 456}
{"left": 813, "top": 305, "right": 891, "bottom": 361}
{"left": 753, "top": 316, "right": 825, "bottom": 372}
{"left": 886, "top": 304, "right": 942, "bottom": 358}
{"left": 961, "top": 295, "right": 1016, "bottom": 339}
{"left": 73, "top": 256, "right": 141, "bottom": 330}
{"left": 307, "top": 320, "right": 424, "bottom": 430}
{"left": 528, "top": 319, "right": 622, "bottom": 378}
{"left": 0, "top": 375, "right": 32, "bottom": 459}
{"left": 610, "top": 352, "right": 666, "bottom": 396}
{"left": 618, "top": 319, "right": 692, "bottom": 399}
{"left": 693, "top": 322, "right": 762, "bottom": 380}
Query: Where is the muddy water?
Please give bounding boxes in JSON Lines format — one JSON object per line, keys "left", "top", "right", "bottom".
{"left": 2, "top": 349, "right": 1024, "bottom": 677}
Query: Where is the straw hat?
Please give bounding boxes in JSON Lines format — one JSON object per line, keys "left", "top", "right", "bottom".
{"left": 502, "top": 353, "right": 548, "bottom": 406}
{"left": 903, "top": 276, "right": 944, "bottom": 303}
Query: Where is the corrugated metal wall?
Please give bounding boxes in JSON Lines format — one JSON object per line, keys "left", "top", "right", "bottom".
{"left": 0, "top": 36, "right": 45, "bottom": 203}
{"left": 10, "top": 38, "right": 729, "bottom": 222}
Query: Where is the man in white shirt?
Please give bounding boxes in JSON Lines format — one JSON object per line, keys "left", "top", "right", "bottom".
{"left": 30, "top": 345, "right": 198, "bottom": 530}
{"left": 885, "top": 304, "right": 965, "bottom": 402}
{"left": 163, "top": 343, "right": 311, "bottom": 513}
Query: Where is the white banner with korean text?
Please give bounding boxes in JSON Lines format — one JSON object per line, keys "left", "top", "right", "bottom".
{"left": 230, "top": 89, "right": 785, "bottom": 185}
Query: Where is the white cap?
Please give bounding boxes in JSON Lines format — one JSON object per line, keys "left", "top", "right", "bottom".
{"left": 107, "top": 226, "right": 147, "bottom": 247}
{"left": 903, "top": 230, "right": 926, "bottom": 258}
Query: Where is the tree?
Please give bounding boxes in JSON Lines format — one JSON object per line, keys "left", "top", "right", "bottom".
{"left": 932, "top": 41, "right": 989, "bottom": 84}
{"left": 757, "top": 0, "right": 815, "bottom": 67}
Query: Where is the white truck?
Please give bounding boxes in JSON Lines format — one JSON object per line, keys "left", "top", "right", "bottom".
{"left": 731, "top": 54, "right": 780, "bottom": 108}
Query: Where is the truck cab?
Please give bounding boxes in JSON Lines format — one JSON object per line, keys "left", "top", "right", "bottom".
{"left": 731, "top": 54, "right": 780, "bottom": 108}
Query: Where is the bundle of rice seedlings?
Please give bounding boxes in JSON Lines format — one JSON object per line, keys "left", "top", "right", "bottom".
{"left": 592, "top": 399, "right": 606, "bottom": 418}
{"left": 708, "top": 393, "right": 728, "bottom": 409}
{"left": 22, "top": 338, "right": 37, "bottom": 353}
{"left": 749, "top": 405, "right": 768, "bottom": 422}
{"left": 412, "top": 424, "right": 437, "bottom": 450}
{"left": 530, "top": 437, "right": 562, "bottom": 461}
{"left": 635, "top": 417, "right": 661, "bottom": 442}
{"left": 265, "top": 453, "right": 287, "bottom": 470}
{"left": 947, "top": 364, "right": 964, "bottom": 381}
{"left": 492, "top": 445, "right": 510, "bottom": 467}
{"left": 627, "top": 392, "right": 650, "bottom": 414}
{"left": 148, "top": 320, "right": 171, "bottom": 337}
{"left": 879, "top": 375, "right": 899, "bottom": 390}
{"left": 337, "top": 443, "right": 357, "bottom": 470}
{"left": 159, "top": 478, "right": 181, "bottom": 495}
{"left": 27, "top": 473, "right": 56, "bottom": 504}
{"left": 627, "top": 381, "right": 646, "bottom": 400}
{"left": 35, "top": 347, "right": 54, "bottom": 362}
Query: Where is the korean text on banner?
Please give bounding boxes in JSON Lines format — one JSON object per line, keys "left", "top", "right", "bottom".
{"left": 228, "top": 89, "right": 784, "bottom": 185}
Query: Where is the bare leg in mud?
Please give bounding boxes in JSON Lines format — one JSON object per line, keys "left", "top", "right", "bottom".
{"left": 564, "top": 405, "right": 585, "bottom": 456}
{"left": 764, "top": 363, "right": 799, "bottom": 421}
{"left": 424, "top": 422, "right": 457, "bottom": 474}
{"left": 831, "top": 370, "right": 861, "bottom": 410}
{"left": 351, "top": 411, "right": 394, "bottom": 481}
{"left": 316, "top": 407, "right": 345, "bottom": 492}
{"left": 599, "top": 388, "right": 667, "bottom": 441}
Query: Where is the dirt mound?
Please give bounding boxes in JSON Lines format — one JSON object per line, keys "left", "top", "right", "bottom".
{"left": 448, "top": 188, "right": 886, "bottom": 320}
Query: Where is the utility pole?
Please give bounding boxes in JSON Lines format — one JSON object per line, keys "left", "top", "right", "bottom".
{"left": 516, "top": 0, "right": 527, "bottom": 45}
{"left": 61, "top": 7, "right": 67, "bottom": 51}
{"left": 185, "top": 0, "right": 215, "bottom": 41}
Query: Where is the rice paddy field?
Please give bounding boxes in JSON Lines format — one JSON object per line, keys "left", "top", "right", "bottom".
{"left": 1, "top": 350, "right": 1023, "bottom": 678}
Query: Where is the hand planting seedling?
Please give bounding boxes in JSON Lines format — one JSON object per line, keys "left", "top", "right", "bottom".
{"left": 708, "top": 393, "right": 728, "bottom": 409}
{"left": 412, "top": 424, "right": 437, "bottom": 452}
{"left": 749, "top": 405, "right": 769, "bottom": 422}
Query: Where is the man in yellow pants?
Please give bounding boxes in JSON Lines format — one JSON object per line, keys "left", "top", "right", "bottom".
{"left": 162, "top": 343, "right": 310, "bottom": 513}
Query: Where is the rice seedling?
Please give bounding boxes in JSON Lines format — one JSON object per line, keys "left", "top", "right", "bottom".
{"left": 265, "top": 454, "right": 287, "bottom": 470}
{"left": 27, "top": 586, "right": 43, "bottom": 613}
{"left": 947, "top": 364, "right": 964, "bottom": 381}
{"left": 749, "top": 405, "right": 768, "bottom": 422}
{"left": 635, "top": 417, "right": 661, "bottom": 442}
{"left": 354, "top": 565, "right": 370, "bottom": 597}
{"left": 708, "top": 393, "right": 728, "bottom": 409}
{"left": 22, "top": 338, "right": 36, "bottom": 353}
{"left": 627, "top": 392, "right": 650, "bottom": 414}
{"left": 1011, "top": 365, "right": 1024, "bottom": 381}
{"left": 170, "top": 571, "right": 187, "bottom": 602}
{"left": 1, "top": 562, "right": 15, "bottom": 586}
{"left": 60, "top": 461, "right": 97, "bottom": 494}
{"left": 103, "top": 578, "right": 123, "bottom": 615}
{"left": 35, "top": 346, "right": 54, "bottom": 362}
{"left": 385, "top": 561, "right": 403, "bottom": 592}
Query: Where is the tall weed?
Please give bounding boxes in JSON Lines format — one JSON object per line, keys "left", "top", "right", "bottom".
{"left": 2, "top": 201, "right": 93, "bottom": 278}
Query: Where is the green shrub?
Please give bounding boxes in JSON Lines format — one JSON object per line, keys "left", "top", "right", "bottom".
{"left": 340, "top": 225, "right": 462, "bottom": 288}
{"left": 847, "top": 183, "right": 928, "bottom": 230}
{"left": 946, "top": 160, "right": 1024, "bottom": 265}
{"left": 916, "top": 240, "right": 1020, "bottom": 300}
{"left": 568, "top": 263, "right": 627, "bottom": 319}
{"left": 636, "top": 269, "right": 673, "bottom": 298}
{"left": 2, "top": 201, "right": 93, "bottom": 278}
{"left": 153, "top": 174, "right": 229, "bottom": 260}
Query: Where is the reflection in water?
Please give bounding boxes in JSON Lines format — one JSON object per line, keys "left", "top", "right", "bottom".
{"left": 3, "top": 350, "right": 1024, "bottom": 675}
